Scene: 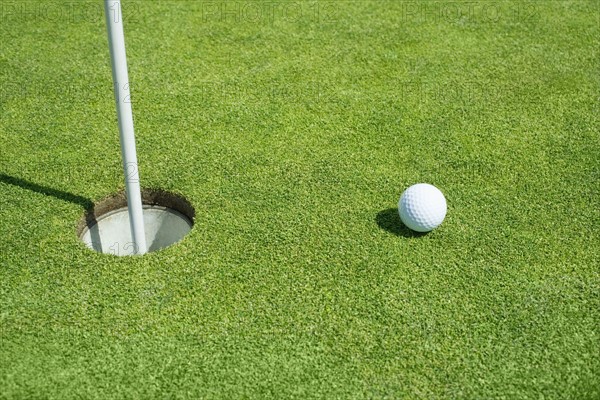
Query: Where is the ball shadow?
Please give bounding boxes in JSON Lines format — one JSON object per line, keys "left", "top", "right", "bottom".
{"left": 375, "top": 208, "right": 428, "bottom": 238}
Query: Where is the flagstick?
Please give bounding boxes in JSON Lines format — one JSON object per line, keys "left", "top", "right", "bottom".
{"left": 104, "top": 0, "right": 147, "bottom": 255}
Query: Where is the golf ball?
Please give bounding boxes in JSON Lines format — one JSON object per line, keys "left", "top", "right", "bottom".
{"left": 398, "top": 183, "right": 447, "bottom": 232}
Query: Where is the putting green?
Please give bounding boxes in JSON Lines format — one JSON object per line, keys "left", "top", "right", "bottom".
{"left": 1, "top": 1, "right": 598, "bottom": 399}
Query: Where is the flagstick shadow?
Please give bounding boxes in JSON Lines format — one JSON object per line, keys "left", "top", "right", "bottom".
{"left": 0, "top": 173, "right": 94, "bottom": 210}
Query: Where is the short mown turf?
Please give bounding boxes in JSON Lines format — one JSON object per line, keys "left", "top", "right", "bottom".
{"left": 1, "top": 1, "right": 599, "bottom": 399}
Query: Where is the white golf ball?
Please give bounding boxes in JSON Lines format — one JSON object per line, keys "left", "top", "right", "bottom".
{"left": 398, "top": 183, "right": 447, "bottom": 232}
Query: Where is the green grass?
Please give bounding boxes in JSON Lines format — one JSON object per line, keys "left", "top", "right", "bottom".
{"left": 1, "top": 1, "right": 599, "bottom": 398}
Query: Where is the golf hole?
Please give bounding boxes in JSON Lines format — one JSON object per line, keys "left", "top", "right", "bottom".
{"left": 77, "top": 189, "right": 195, "bottom": 256}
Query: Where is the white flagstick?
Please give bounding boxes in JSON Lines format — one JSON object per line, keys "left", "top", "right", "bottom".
{"left": 104, "top": 0, "right": 147, "bottom": 255}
